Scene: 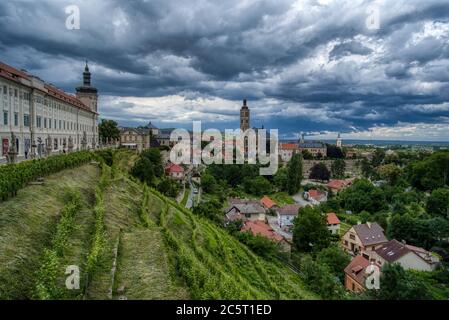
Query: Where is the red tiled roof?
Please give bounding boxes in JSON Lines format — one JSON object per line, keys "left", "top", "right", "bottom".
{"left": 308, "top": 189, "right": 326, "bottom": 200}
{"left": 0, "top": 60, "right": 94, "bottom": 114}
{"left": 327, "top": 212, "right": 340, "bottom": 225}
{"left": 260, "top": 196, "right": 276, "bottom": 209}
{"left": 327, "top": 179, "right": 352, "bottom": 190}
{"left": 280, "top": 143, "right": 298, "bottom": 150}
{"left": 241, "top": 221, "right": 283, "bottom": 242}
{"left": 344, "top": 255, "right": 371, "bottom": 286}
{"left": 165, "top": 163, "right": 184, "bottom": 173}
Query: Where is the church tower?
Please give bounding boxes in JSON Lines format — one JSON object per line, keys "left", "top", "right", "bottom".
{"left": 76, "top": 61, "right": 98, "bottom": 112}
{"left": 240, "top": 99, "right": 250, "bottom": 132}
{"left": 336, "top": 133, "right": 342, "bottom": 148}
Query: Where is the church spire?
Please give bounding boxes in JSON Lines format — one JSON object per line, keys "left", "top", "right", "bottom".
{"left": 83, "top": 60, "right": 91, "bottom": 86}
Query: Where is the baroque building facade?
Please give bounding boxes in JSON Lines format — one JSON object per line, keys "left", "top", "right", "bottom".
{"left": 0, "top": 61, "right": 98, "bottom": 163}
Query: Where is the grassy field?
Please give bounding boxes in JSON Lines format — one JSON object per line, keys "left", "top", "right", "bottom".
{"left": 0, "top": 164, "right": 100, "bottom": 299}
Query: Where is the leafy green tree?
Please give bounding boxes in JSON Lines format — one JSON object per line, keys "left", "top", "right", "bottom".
{"left": 236, "top": 232, "right": 280, "bottom": 259}
{"left": 371, "top": 148, "right": 386, "bottom": 167}
{"left": 309, "top": 162, "right": 330, "bottom": 181}
{"left": 141, "top": 148, "right": 164, "bottom": 177}
{"left": 274, "top": 167, "right": 288, "bottom": 192}
{"left": 201, "top": 173, "right": 218, "bottom": 194}
{"left": 326, "top": 145, "right": 345, "bottom": 159}
{"left": 192, "top": 200, "right": 223, "bottom": 223}
{"left": 98, "top": 119, "right": 120, "bottom": 144}
{"left": 331, "top": 159, "right": 346, "bottom": 179}
{"left": 243, "top": 176, "right": 272, "bottom": 196}
{"left": 338, "top": 179, "right": 387, "bottom": 213}
{"left": 407, "top": 151, "right": 449, "bottom": 191}
{"left": 292, "top": 206, "right": 331, "bottom": 252}
{"left": 130, "top": 156, "right": 155, "bottom": 185}
{"left": 316, "top": 245, "right": 351, "bottom": 283}
{"left": 299, "top": 255, "right": 346, "bottom": 299}
{"left": 301, "top": 150, "right": 313, "bottom": 160}
{"left": 426, "top": 188, "right": 449, "bottom": 218}
{"left": 372, "top": 263, "right": 434, "bottom": 300}
{"left": 377, "top": 163, "right": 402, "bottom": 185}
{"left": 157, "top": 178, "right": 180, "bottom": 198}
{"left": 360, "top": 158, "right": 373, "bottom": 178}
{"left": 287, "top": 153, "right": 303, "bottom": 195}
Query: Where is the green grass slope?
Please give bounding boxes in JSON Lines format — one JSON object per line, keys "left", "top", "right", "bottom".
{"left": 0, "top": 164, "right": 99, "bottom": 299}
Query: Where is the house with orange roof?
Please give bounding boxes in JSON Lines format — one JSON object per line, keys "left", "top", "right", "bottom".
{"left": 327, "top": 179, "right": 353, "bottom": 194}
{"left": 304, "top": 189, "right": 328, "bottom": 205}
{"left": 279, "top": 143, "right": 299, "bottom": 162}
{"left": 326, "top": 212, "right": 341, "bottom": 235}
{"left": 241, "top": 220, "right": 284, "bottom": 242}
{"left": 260, "top": 195, "right": 277, "bottom": 210}
{"left": 165, "top": 162, "right": 185, "bottom": 180}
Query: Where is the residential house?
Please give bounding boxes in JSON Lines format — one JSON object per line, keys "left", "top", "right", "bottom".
{"left": 342, "top": 222, "right": 388, "bottom": 257}
{"left": 344, "top": 255, "right": 371, "bottom": 293}
{"left": 224, "top": 200, "right": 266, "bottom": 222}
{"left": 369, "top": 239, "right": 440, "bottom": 272}
{"left": 304, "top": 189, "right": 328, "bottom": 205}
{"left": 326, "top": 212, "right": 341, "bottom": 235}
{"left": 327, "top": 179, "right": 353, "bottom": 194}
{"left": 276, "top": 204, "right": 301, "bottom": 229}
{"left": 260, "top": 195, "right": 277, "bottom": 211}
{"left": 279, "top": 143, "right": 298, "bottom": 162}
{"left": 119, "top": 127, "right": 151, "bottom": 152}
{"left": 241, "top": 220, "right": 283, "bottom": 242}
{"left": 165, "top": 162, "right": 185, "bottom": 181}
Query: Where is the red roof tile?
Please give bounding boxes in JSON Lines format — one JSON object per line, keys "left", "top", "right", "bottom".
{"left": 260, "top": 196, "right": 276, "bottom": 209}
{"left": 327, "top": 212, "right": 340, "bottom": 225}
{"left": 241, "top": 221, "right": 283, "bottom": 242}
{"left": 165, "top": 163, "right": 184, "bottom": 173}
{"left": 280, "top": 143, "right": 298, "bottom": 150}
{"left": 344, "top": 255, "right": 371, "bottom": 286}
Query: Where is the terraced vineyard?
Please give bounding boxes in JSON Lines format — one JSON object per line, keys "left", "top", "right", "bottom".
{"left": 0, "top": 150, "right": 317, "bottom": 300}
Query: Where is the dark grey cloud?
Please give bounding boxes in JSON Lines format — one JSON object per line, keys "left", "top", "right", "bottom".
{"left": 0, "top": 0, "right": 448, "bottom": 140}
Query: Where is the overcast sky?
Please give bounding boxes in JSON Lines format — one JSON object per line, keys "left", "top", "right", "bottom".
{"left": 1, "top": 0, "right": 449, "bottom": 141}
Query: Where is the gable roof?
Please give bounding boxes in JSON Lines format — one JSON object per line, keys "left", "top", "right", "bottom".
{"left": 307, "top": 189, "right": 327, "bottom": 201}
{"left": 277, "top": 204, "right": 301, "bottom": 216}
{"left": 353, "top": 222, "right": 388, "bottom": 246}
{"left": 344, "top": 255, "right": 371, "bottom": 286}
{"left": 233, "top": 203, "right": 266, "bottom": 215}
{"left": 299, "top": 141, "right": 325, "bottom": 149}
{"left": 165, "top": 163, "right": 184, "bottom": 173}
{"left": 327, "top": 212, "right": 340, "bottom": 225}
{"left": 241, "top": 221, "right": 283, "bottom": 242}
{"left": 280, "top": 143, "right": 298, "bottom": 150}
{"left": 375, "top": 239, "right": 436, "bottom": 265}
{"left": 327, "top": 179, "right": 352, "bottom": 190}
{"left": 260, "top": 196, "right": 277, "bottom": 209}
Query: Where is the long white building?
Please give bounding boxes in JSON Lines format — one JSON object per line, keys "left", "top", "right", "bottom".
{"left": 0, "top": 61, "right": 99, "bottom": 163}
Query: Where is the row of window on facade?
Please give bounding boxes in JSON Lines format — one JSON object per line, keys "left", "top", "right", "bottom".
{"left": 2, "top": 110, "right": 94, "bottom": 132}
{"left": 1, "top": 135, "right": 94, "bottom": 156}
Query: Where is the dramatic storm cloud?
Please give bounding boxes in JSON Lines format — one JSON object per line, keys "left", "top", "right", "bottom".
{"left": 1, "top": 0, "right": 448, "bottom": 140}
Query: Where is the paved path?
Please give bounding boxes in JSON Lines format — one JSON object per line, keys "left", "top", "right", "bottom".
{"left": 292, "top": 192, "right": 310, "bottom": 207}
{"left": 267, "top": 216, "right": 293, "bottom": 240}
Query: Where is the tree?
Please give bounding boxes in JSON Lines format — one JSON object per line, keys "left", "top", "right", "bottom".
{"left": 371, "top": 148, "right": 386, "bottom": 167}
{"left": 157, "top": 178, "right": 180, "bottom": 198}
{"left": 299, "top": 255, "right": 345, "bottom": 299}
{"left": 192, "top": 200, "right": 223, "bottom": 223}
{"left": 316, "top": 246, "right": 351, "bottom": 283}
{"left": 327, "top": 145, "right": 345, "bottom": 159}
{"left": 131, "top": 156, "right": 155, "bottom": 185}
{"left": 301, "top": 150, "right": 313, "bottom": 160}
{"left": 141, "top": 148, "right": 164, "bottom": 177}
{"left": 377, "top": 164, "right": 402, "bottom": 185}
{"left": 243, "top": 176, "right": 272, "bottom": 196}
{"left": 407, "top": 151, "right": 449, "bottom": 191}
{"left": 331, "top": 159, "right": 346, "bottom": 179}
{"left": 201, "top": 173, "right": 218, "bottom": 194}
{"left": 360, "top": 158, "right": 373, "bottom": 178}
{"left": 309, "top": 163, "right": 330, "bottom": 181}
{"left": 287, "top": 153, "right": 303, "bottom": 195}
{"left": 372, "top": 263, "right": 434, "bottom": 300}
{"left": 98, "top": 119, "right": 120, "bottom": 144}
{"left": 338, "top": 179, "right": 387, "bottom": 214}
{"left": 292, "top": 206, "right": 331, "bottom": 252}
{"left": 274, "top": 167, "right": 288, "bottom": 192}
{"left": 426, "top": 188, "right": 449, "bottom": 218}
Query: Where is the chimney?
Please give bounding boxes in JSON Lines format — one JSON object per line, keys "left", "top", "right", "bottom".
{"left": 367, "top": 222, "right": 371, "bottom": 229}
{"left": 357, "top": 221, "right": 361, "bottom": 225}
